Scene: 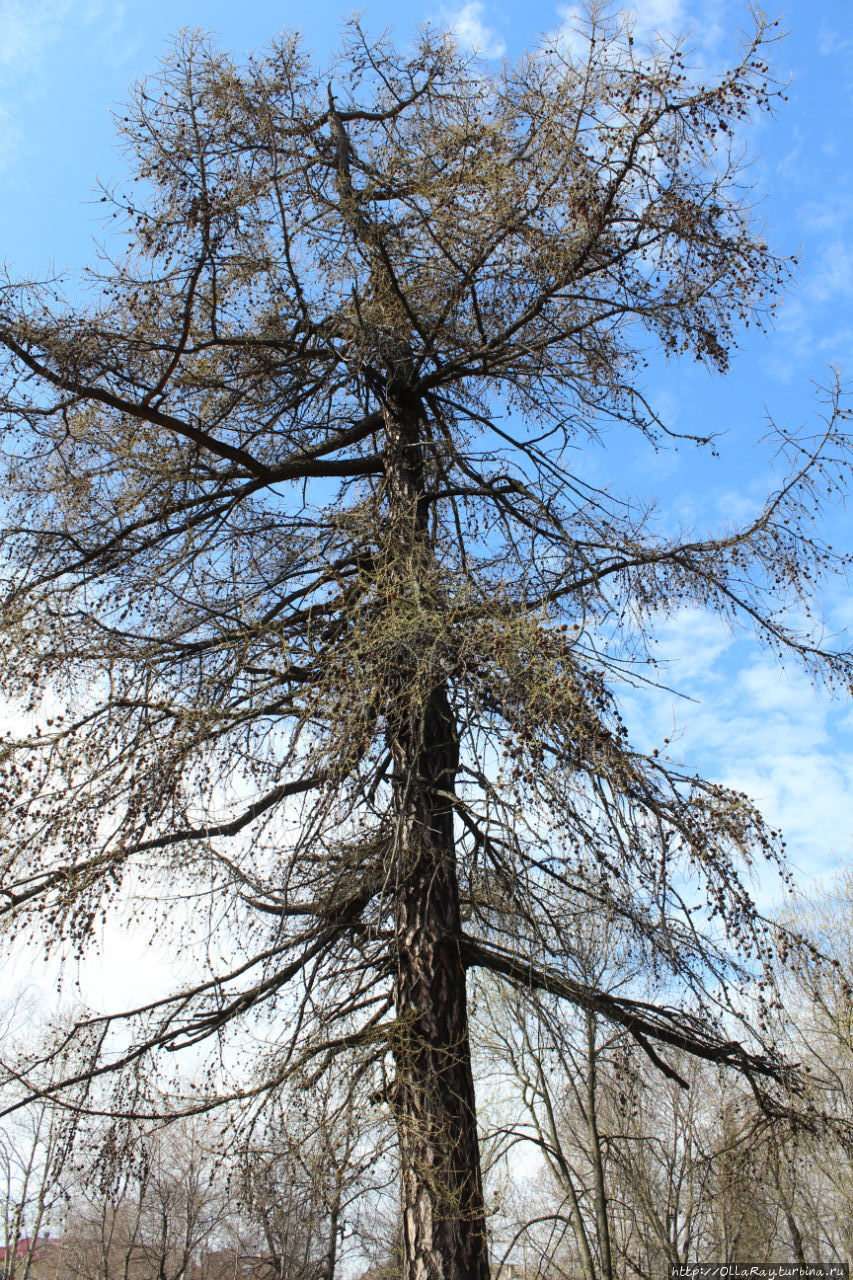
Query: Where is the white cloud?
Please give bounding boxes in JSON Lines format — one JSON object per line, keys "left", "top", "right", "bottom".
{"left": 649, "top": 607, "right": 735, "bottom": 683}
{"left": 621, "top": 616, "right": 853, "bottom": 904}
{"left": 628, "top": 0, "right": 685, "bottom": 37}
{"left": 4, "top": 917, "right": 185, "bottom": 1015}
{"left": 765, "top": 224, "right": 853, "bottom": 382}
{"left": 0, "top": 0, "right": 74, "bottom": 175}
{"left": 551, "top": 5, "right": 592, "bottom": 60}
{"left": 808, "top": 239, "right": 853, "bottom": 304}
{"left": 818, "top": 23, "right": 853, "bottom": 59}
{"left": 798, "top": 195, "right": 853, "bottom": 235}
{"left": 627, "top": 0, "right": 736, "bottom": 55}
{"left": 552, "top": 0, "right": 730, "bottom": 68}
{"left": 556, "top": 0, "right": 684, "bottom": 46}
{"left": 0, "top": 0, "right": 75, "bottom": 72}
{"left": 446, "top": 2, "right": 506, "bottom": 58}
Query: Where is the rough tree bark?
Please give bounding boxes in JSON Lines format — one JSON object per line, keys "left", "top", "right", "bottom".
{"left": 390, "top": 676, "right": 488, "bottom": 1279}
{"left": 383, "top": 392, "right": 489, "bottom": 1279}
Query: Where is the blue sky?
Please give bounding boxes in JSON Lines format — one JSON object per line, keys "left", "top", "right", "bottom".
{"left": 2, "top": 0, "right": 852, "bottom": 942}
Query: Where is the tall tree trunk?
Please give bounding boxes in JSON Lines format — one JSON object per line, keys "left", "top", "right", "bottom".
{"left": 324, "top": 1195, "right": 340, "bottom": 1280}
{"left": 770, "top": 1147, "right": 806, "bottom": 1266}
{"left": 585, "top": 1012, "right": 614, "bottom": 1280}
{"left": 384, "top": 395, "right": 490, "bottom": 1280}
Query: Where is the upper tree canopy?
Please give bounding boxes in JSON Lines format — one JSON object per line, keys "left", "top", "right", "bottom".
{"left": 0, "top": 10, "right": 849, "bottom": 1112}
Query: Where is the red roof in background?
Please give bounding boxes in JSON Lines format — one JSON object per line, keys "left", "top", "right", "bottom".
{"left": 0, "top": 1237, "right": 55, "bottom": 1264}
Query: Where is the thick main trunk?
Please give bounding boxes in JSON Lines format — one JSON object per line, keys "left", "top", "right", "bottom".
{"left": 391, "top": 680, "right": 489, "bottom": 1280}
{"left": 383, "top": 398, "right": 490, "bottom": 1280}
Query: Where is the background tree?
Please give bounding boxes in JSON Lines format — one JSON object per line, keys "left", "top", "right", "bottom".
{"left": 0, "top": 1004, "right": 101, "bottom": 1280}
{"left": 482, "top": 871, "right": 853, "bottom": 1276}
{"left": 2, "top": 1047, "right": 393, "bottom": 1280}
{"left": 227, "top": 1064, "right": 396, "bottom": 1280}
{"left": 1, "top": 7, "right": 851, "bottom": 1278}
{"left": 0, "top": 1086, "right": 71, "bottom": 1280}
{"left": 752, "top": 871, "right": 853, "bottom": 1266}
{"left": 480, "top": 914, "right": 629, "bottom": 1280}
{"left": 63, "top": 1113, "right": 228, "bottom": 1280}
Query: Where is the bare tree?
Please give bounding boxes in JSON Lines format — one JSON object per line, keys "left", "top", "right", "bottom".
{"left": 485, "top": 992, "right": 802, "bottom": 1278}
{"left": 228, "top": 1066, "right": 396, "bottom": 1280}
{"left": 0, "top": 1004, "right": 99, "bottom": 1280}
{"left": 0, "top": 1093, "right": 70, "bottom": 1280}
{"left": 601, "top": 1053, "right": 756, "bottom": 1277}
{"left": 479, "top": 913, "right": 631, "bottom": 1280}
{"left": 1, "top": 7, "right": 850, "bottom": 1277}
{"left": 751, "top": 872, "right": 853, "bottom": 1267}
{"left": 64, "top": 1113, "right": 229, "bottom": 1280}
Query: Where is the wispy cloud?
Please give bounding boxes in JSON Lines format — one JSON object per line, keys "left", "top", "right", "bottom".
{"left": 627, "top": 0, "right": 686, "bottom": 38}
{"left": 0, "top": 0, "right": 79, "bottom": 73}
{"left": 0, "top": 0, "right": 78, "bottom": 174}
{"left": 621, "top": 611, "right": 853, "bottom": 903}
{"left": 445, "top": 1, "right": 506, "bottom": 58}
{"left": 818, "top": 22, "right": 853, "bottom": 60}
{"left": 0, "top": 0, "right": 135, "bottom": 176}
{"left": 552, "top": 0, "right": 732, "bottom": 68}
{"left": 555, "top": 0, "right": 685, "bottom": 47}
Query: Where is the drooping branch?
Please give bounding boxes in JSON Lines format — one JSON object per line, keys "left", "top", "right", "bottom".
{"left": 461, "top": 936, "right": 791, "bottom": 1086}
